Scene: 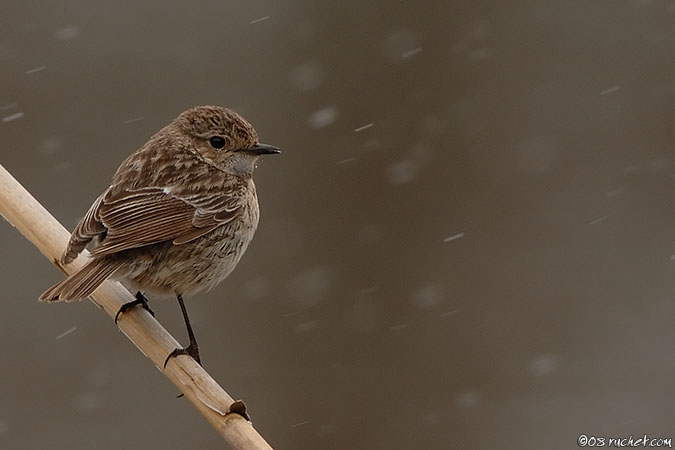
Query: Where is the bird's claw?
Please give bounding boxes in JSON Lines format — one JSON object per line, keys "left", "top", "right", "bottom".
{"left": 114, "top": 291, "right": 155, "bottom": 324}
{"left": 164, "top": 343, "right": 201, "bottom": 368}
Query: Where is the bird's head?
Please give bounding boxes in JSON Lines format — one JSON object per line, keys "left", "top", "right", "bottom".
{"left": 175, "top": 105, "right": 280, "bottom": 175}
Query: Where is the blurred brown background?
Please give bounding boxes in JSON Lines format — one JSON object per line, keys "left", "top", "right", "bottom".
{"left": 2, "top": 1, "right": 675, "bottom": 449}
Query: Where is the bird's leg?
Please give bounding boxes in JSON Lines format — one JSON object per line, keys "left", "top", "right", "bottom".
{"left": 114, "top": 291, "right": 155, "bottom": 324}
{"left": 164, "top": 294, "right": 201, "bottom": 368}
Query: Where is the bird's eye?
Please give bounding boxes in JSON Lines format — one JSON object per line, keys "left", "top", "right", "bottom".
{"left": 209, "top": 136, "right": 227, "bottom": 149}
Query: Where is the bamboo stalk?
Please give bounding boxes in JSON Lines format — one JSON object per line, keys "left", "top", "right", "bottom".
{"left": 0, "top": 164, "right": 273, "bottom": 450}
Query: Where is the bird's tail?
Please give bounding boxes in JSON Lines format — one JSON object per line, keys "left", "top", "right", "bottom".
{"left": 39, "top": 257, "right": 125, "bottom": 302}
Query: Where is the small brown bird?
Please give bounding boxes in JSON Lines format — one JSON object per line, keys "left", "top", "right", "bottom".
{"left": 40, "top": 105, "right": 280, "bottom": 366}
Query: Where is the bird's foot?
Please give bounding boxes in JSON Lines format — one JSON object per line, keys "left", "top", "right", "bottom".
{"left": 114, "top": 291, "right": 155, "bottom": 324}
{"left": 164, "top": 342, "right": 201, "bottom": 368}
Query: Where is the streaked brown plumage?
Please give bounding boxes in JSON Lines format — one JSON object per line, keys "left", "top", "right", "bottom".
{"left": 40, "top": 105, "right": 279, "bottom": 365}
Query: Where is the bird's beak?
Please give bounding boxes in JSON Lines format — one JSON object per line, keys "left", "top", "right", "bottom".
{"left": 245, "top": 143, "right": 281, "bottom": 155}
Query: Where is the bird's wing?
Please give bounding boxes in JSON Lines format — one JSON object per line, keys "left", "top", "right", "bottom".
{"left": 63, "top": 193, "right": 108, "bottom": 263}
{"left": 67, "top": 183, "right": 246, "bottom": 257}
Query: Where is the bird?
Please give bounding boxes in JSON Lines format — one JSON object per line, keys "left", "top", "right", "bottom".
{"left": 40, "top": 105, "right": 280, "bottom": 367}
